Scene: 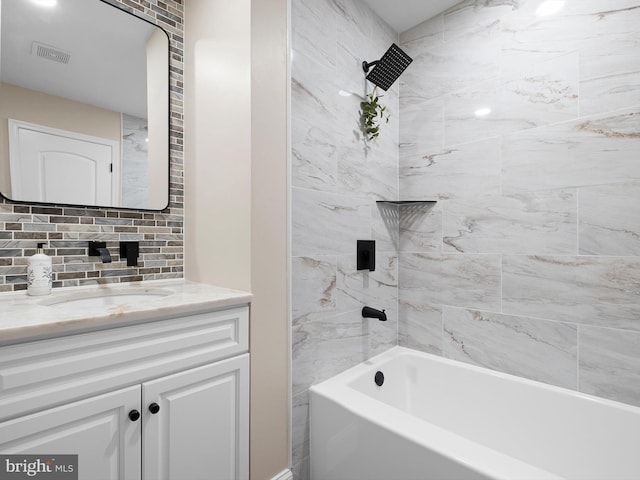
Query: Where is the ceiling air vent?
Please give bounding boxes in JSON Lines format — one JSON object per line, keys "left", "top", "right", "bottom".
{"left": 31, "top": 41, "right": 71, "bottom": 64}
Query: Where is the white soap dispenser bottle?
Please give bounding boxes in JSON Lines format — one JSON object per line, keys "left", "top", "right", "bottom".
{"left": 27, "top": 242, "right": 52, "bottom": 296}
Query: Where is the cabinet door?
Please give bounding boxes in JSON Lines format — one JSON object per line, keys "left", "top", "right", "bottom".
{"left": 0, "top": 385, "right": 142, "bottom": 480}
{"left": 142, "top": 354, "right": 249, "bottom": 480}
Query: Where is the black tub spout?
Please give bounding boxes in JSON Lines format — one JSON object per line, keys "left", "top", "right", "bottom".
{"left": 362, "top": 306, "right": 387, "bottom": 321}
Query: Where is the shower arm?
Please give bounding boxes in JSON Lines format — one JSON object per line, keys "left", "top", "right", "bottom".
{"left": 362, "top": 60, "right": 379, "bottom": 73}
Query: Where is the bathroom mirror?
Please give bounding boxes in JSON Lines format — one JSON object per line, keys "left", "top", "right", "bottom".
{"left": 0, "top": 0, "right": 170, "bottom": 210}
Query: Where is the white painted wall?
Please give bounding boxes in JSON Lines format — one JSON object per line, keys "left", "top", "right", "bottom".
{"left": 184, "top": 0, "right": 290, "bottom": 478}
{"left": 250, "top": 1, "right": 290, "bottom": 478}
{"left": 184, "top": 0, "right": 252, "bottom": 291}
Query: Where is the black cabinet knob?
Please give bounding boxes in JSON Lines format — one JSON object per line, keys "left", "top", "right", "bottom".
{"left": 128, "top": 409, "right": 141, "bottom": 422}
{"left": 148, "top": 402, "right": 160, "bottom": 414}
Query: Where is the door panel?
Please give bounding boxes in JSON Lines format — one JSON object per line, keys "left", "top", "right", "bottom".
{"left": 0, "top": 386, "right": 141, "bottom": 480}
{"left": 142, "top": 355, "right": 249, "bottom": 480}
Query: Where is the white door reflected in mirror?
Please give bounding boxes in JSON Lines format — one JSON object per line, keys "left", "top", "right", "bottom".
{"left": 9, "top": 120, "right": 117, "bottom": 207}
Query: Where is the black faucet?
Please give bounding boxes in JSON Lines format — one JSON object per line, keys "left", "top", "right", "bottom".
{"left": 88, "top": 241, "right": 112, "bottom": 263}
{"left": 362, "top": 306, "right": 387, "bottom": 322}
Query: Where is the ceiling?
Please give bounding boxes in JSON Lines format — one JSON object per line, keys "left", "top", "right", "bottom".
{"left": 1, "top": 0, "right": 157, "bottom": 118}
{"left": 361, "top": 0, "right": 462, "bottom": 33}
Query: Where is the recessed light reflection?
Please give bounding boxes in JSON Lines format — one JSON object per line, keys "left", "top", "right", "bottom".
{"left": 32, "top": 0, "right": 58, "bottom": 7}
{"left": 536, "top": 0, "right": 565, "bottom": 16}
{"left": 338, "top": 90, "right": 353, "bottom": 97}
{"left": 474, "top": 107, "right": 491, "bottom": 117}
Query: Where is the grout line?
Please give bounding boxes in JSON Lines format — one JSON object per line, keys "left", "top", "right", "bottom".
{"left": 576, "top": 188, "right": 580, "bottom": 256}
{"left": 576, "top": 323, "right": 580, "bottom": 392}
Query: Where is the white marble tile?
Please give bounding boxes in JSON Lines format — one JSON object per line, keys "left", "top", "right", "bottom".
{"left": 443, "top": 77, "right": 501, "bottom": 146}
{"left": 337, "top": 146, "right": 398, "bottom": 201}
{"left": 501, "top": 3, "right": 591, "bottom": 71}
{"left": 332, "top": 0, "right": 397, "bottom": 61}
{"left": 401, "top": 17, "right": 501, "bottom": 103}
{"left": 503, "top": 255, "right": 640, "bottom": 331}
{"left": 292, "top": 188, "right": 371, "bottom": 257}
{"left": 292, "top": 256, "right": 337, "bottom": 324}
{"left": 327, "top": 255, "right": 398, "bottom": 360}
{"left": 502, "top": 1, "right": 640, "bottom": 74}
{"left": 579, "top": 325, "right": 640, "bottom": 407}
{"left": 572, "top": 1, "right": 640, "bottom": 65}
{"left": 292, "top": 0, "right": 336, "bottom": 70}
{"left": 292, "top": 308, "right": 395, "bottom": 395}
{"left": 443, "top": 306, "right": 578, "bottom": 389}
{"left": 579, "top": 183, "right": 640, "bottom": 256}
{"left": 500, "top": 51, "right": 579, "bottom": 126}
{"left": 292, "top": 390, "right": 309, "bottom": 467}
{"left": 398, "top": 300, "right": 442, "bottom": 355}
{"left": 444, "top": 0, "right": 520, "bottom": 42}
{"left": 364, "top": 310, "right": 399, "bottom": 359}
{"left": 337, "top": 253, "right": 398, "bottom": 319}
{"left": 291, "top": 101, "right": 339, "bottom": 192}
{"left": 292, "top": 456, "right": 310, "bottom": 480}
{"left": 291, "top": 51, "right": 340, "bottom": 191}
{"left": 331, "top": 0, "right": 374, "bottom": 47}
{"left": 578, "top": 5, "right": 640, "bottom": 115}
{"left": 400, "top": 97, "right": 444, "bottom": 158}
{"left": 581, "top": 71, "right": 640, "bottom": 117}
{"left": 292, "top": 310, "right": 365, "bottom": 395}
{"left": 398, "top": 202, "right": 442, "bottom": 253}
{"left": 502, "top": 107, "right": 640, "bottom": 193}
{"left": 444, "top": 53, "right": 579, "bottom": 146}
{"left": 399, "top": 252, "right": 501, "bottom": 311}
{"left": 335, "top": 42, "right": 368, "bottom": 105}
{"left": 121, "top": 114, "right": 148, "bottom": 209}
{"left": 400, "top": 137, "right": 501, "bottom": 200}
{"left": 369, "top": 9, "right": 398, "bottom": 56}
{"left": 443, "top": 190, "right": 577, "bottom": 254}
{"left": 292, "top": 43, "right": 340, "bottom": 117}
{"left": 290, "top": 0, "right": 402, "bottom": 467}
{"left": 400, "top": 14, "right": 443, "bottom": 49}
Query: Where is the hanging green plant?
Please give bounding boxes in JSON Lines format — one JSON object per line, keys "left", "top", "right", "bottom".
{"left": 359, "top": 87, "right": 389, "bottom": 142}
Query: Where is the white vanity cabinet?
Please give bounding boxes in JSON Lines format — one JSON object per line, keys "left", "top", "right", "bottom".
{"left": 0, "top": 305, "right": 249, "bottom": 480}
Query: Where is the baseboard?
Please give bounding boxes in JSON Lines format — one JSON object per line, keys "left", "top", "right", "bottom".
{"left": 271, "top": 468, "right": 293, "bottom": 480}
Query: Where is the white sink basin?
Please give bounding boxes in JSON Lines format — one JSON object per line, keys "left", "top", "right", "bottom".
{"left": 41, "top": 288, "right": 174, "bottom": 309}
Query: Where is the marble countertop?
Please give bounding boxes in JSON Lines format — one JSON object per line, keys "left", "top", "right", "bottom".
{"left": 0, "top": 280, "right": 252, "bottom": 346}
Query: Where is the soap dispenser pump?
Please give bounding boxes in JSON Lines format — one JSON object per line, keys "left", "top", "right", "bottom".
{"left": 27, "top": 243, "right": 52, "bottom": 296}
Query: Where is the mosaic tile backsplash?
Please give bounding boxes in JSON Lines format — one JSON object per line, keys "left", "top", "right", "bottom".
{"left": 0, "top": 0, "right": 184, "bottom": 292}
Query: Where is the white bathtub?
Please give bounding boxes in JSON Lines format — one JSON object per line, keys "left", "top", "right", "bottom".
{"left": 309, "top": 346, "right": 640, "bottom": 480}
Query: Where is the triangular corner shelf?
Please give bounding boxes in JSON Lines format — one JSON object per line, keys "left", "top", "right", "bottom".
{"left": 375, "top": 200, "right": 437, "bottom": 205}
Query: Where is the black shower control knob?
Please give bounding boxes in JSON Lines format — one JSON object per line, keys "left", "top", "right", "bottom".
{"left": 128, "top": 409, "right": 141, "bottom": 422}
{"left": 149, "top": 403, "right": 160, "bottom": 414}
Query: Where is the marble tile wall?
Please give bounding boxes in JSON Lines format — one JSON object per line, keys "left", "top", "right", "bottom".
{"left": 121, "top": 113, "right": 149, "bottom": 209}
{"left": 291, "top": 0, "right": 399, "bottom": 477}
{"left": 0, "top": 0, "right": 184, "bottom": 291}
{"left": 399, "top": 0, "right": 640, "bottom": 407}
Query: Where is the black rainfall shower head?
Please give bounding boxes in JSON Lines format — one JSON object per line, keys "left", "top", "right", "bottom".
{"left": 362, "top": 43, "right": 413, "bottom": 91}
